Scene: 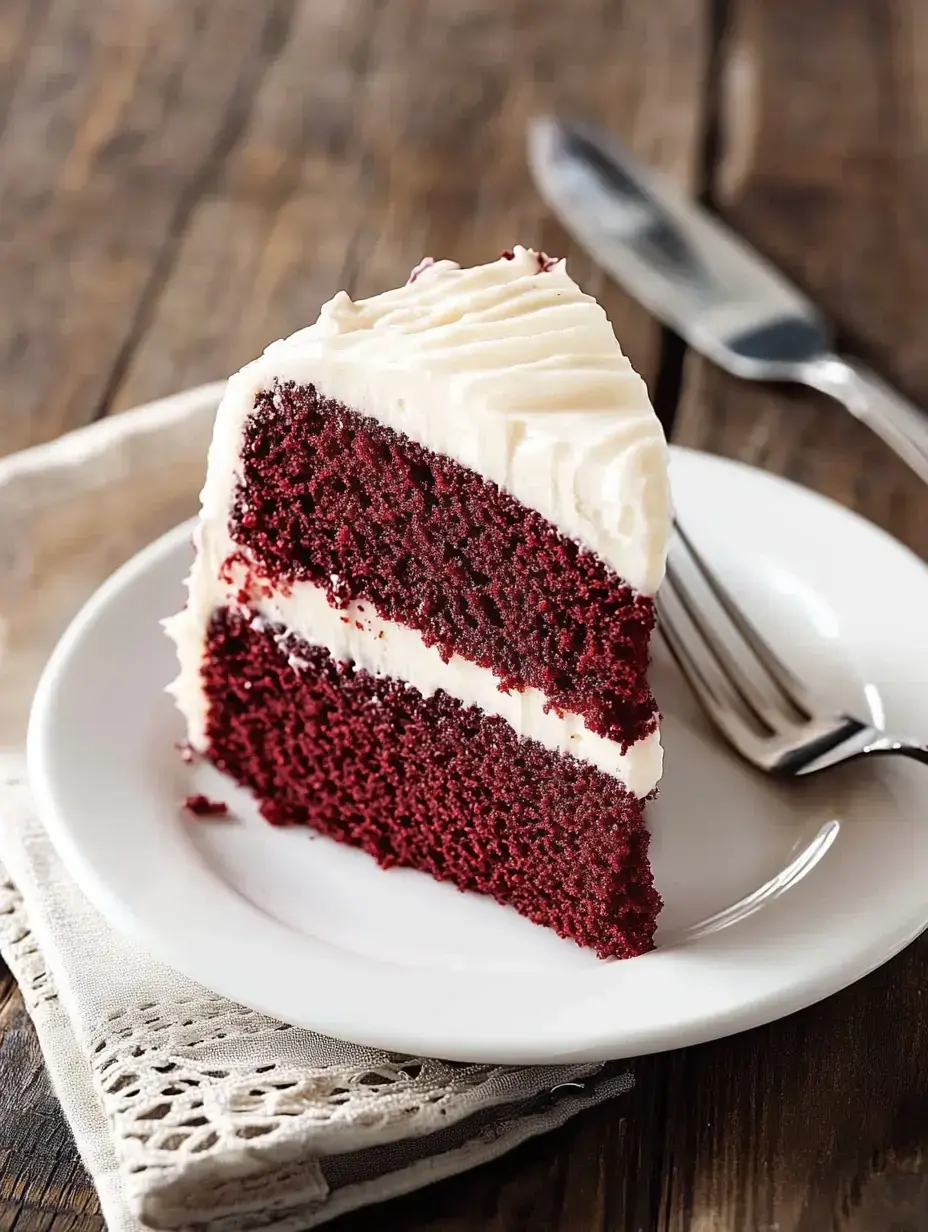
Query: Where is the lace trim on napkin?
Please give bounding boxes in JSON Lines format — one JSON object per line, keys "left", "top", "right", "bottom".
{"left": 0, "top": 862, "right": 629, "bottom": 1231}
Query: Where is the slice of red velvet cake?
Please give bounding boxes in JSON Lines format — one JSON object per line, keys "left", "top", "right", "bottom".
{"left": 166, "top": 247, "right": 672, "bottom": 959}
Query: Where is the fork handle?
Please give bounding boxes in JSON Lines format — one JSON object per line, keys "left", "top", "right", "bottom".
{"left": 799, "top": 354, "right": 928, "bottom": 488}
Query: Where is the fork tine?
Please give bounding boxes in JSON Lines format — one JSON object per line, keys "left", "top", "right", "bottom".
{"left": 658, "top": 569, "right": 750, "bottom": 720}
{"left": 673, "top": 521, "right": 814, "bottom": 719}
{"left": 657, "top": 572, "right": 772, "bottom": 765}
{"left": 664, "top": 549, "right": 798, "bottom": 733}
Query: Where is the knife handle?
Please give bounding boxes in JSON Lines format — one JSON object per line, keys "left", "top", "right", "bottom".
{"left": 800, "top": 354, "right": 928, "bottom": 488}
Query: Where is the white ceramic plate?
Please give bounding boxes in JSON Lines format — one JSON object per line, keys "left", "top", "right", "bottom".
{"left": 28, "top": 447, "right": 928, "bottom": 1063}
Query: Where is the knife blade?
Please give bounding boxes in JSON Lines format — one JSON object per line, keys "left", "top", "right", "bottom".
{"left": 527, "top": 115, "right": 928, "bottom": 486}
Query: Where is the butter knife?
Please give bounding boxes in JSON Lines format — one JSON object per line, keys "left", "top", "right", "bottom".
{"left": 528, "top": 116, "right": 928, "bottom": 486}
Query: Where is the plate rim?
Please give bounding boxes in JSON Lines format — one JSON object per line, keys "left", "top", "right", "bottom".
{"left": 26, "top": 441, "right": 928, "bottom": 1063}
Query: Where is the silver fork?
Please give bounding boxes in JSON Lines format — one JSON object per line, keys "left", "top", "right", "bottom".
{"left": 656, "top": 524, "right": 928, "bottom": 776}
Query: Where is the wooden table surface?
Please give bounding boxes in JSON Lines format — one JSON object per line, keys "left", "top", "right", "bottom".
{"left": 3, "top": 1, "right": 928, "bottom": 1229}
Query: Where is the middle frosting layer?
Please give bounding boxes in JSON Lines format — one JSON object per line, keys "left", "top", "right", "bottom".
{"left": 168, "top": 559, "right": 663, "bottom": 797}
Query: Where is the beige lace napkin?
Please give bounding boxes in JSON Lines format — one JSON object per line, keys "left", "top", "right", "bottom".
{"left": 0, "top": 385, "right": 633, "bottom": 1231}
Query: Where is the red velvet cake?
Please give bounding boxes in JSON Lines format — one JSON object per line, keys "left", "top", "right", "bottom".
{"left": 166, "top": 247, "right": 672, "bottom": 959}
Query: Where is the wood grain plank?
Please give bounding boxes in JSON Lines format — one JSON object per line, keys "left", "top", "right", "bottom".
{"left": 0, "top": 0, "right": 51, "bottom": 136}
{"left": 674, "top": 0, "right": 928, "bottom": 559}
{"left": 0, "top": 985, "right": 102, "bottom": 1231}
{"left": 110, "top": 0, "right": 710, "bottom": 417}
{"left": 108, "top": 0, "right": 387, "bottom": 409}
{"left": 0, "top": 0, "right": 297, "bottom": 455}
{"left": 669, "top": 0, "right": 928, "bottom": 1229}
{"left": 0, "top": 963, "right": 18, "bottom": 1029}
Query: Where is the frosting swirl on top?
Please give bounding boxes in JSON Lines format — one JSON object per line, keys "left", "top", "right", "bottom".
{"left": 203, "top": 246, "right": 671, "bottom": 593}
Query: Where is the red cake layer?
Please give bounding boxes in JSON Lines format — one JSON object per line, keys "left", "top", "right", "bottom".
{"left": 202, "top": 606, "right": 661, "bottom": 959}
{"left": 229, "top": 383, "right": 657, "bottom": 751}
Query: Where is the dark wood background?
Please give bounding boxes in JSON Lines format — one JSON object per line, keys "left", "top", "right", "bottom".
{"left": 3, "top": 1, "right": 928, "bottom": 1228}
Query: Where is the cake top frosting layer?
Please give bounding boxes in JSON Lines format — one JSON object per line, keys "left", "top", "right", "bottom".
{"left": 204, "top": 246, "right": 672, "bottom": 593}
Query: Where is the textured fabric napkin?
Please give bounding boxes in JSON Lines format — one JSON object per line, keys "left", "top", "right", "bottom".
{"left": 0, "top": 384, "right": 633, "bottom": 1231}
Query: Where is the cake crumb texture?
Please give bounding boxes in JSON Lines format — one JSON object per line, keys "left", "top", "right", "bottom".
{"left": 183, "top": 794, "right": 230, "bottom": 818}
{"left": 201, "top": 606, "right": 662, "bottom": 960}
{"left": 230, "top": 383, "right": 658, "bottom": 752}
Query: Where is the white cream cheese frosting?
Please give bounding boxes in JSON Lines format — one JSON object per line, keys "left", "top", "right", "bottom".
{"left": 165, "top": 570, "right": 663, "bottom": 797}
{"left": 199, "top": 246, "right": 671, "bottom": 596}
{"left": 166, "top": 247, "right": 670, "bottom": 797}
